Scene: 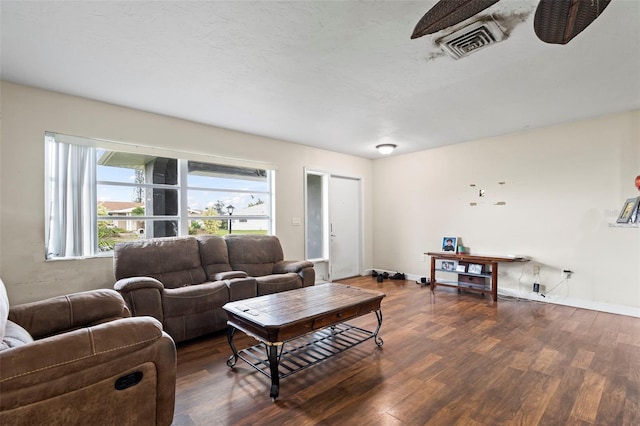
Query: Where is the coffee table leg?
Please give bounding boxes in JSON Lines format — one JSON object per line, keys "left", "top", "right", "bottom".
{"left": 266, "top": 343, "right": 281, "bottom": 400}
{"left": 373, "top": 310, "right": 384, "bottom": 346}
{"left": 226, "top": 327, "right": 239, "bottom": 367}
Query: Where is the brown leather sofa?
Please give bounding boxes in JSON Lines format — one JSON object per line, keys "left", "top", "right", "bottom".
{"left": 224, "top": 234, "right": 316, "bottom": 295}
{"left": 0, "top": 278, "right": 176, "bottom": 426}
{"left": 113, "top": 234, "right": 315, "bottom": 343}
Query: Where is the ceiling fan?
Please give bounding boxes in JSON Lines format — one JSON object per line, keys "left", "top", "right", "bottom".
{"left": 411, "top": 0, "right": 612, "bottom": 45}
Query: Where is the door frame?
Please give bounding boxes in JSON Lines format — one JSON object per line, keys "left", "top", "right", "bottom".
{"left": 303, "top": 167, "right": 363, "bottom": 282}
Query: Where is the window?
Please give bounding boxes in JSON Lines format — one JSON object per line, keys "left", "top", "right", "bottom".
{"left": 45, "top": 133, "right": 274, "bottom": 259}
{"left": 304, "top": 169, "right": 329, "bottom": 261}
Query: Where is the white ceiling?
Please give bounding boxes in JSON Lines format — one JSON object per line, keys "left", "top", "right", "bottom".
{"left": 1, "top": 0, "right": 639, "bottom": 159}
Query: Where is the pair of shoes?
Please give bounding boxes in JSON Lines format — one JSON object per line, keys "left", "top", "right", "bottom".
{"left": 382, "top": 272, "right": 389, "bottom": 279}
{"left": 371, "top": 270, "right": 378, "bottom": 277}
{"left": 390, "top": 272, "right": 405, "bottom": 280}
{"left": 376, "top": 275, "right": 383, "bottom": 283}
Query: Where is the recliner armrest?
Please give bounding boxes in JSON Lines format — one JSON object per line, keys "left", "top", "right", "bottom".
{"left": 273, "top": 260, "right": 314, "bottom": 274}
{"left": 8, "top": 289, "right": 130, "bottom": 339}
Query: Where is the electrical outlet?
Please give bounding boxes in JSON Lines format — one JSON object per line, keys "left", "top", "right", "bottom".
{"left": 533, "top": 264, "right": 540, "bottom": 275}
{"left": 420, "top": 254, "right": 426, "bottom": 262}
{"left": 533, "top": 283, "right": 546, "bottom": 293}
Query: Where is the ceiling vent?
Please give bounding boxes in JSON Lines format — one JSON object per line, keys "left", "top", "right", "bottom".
{"left": 437, "top": 19, "right": 506, "bottom": 60}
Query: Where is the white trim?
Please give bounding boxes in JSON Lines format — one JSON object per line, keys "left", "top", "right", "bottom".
{"left": 304, "top": 167, "right": 330, "bottom": 262}
{"left": 366, "top": 269, "right": 640, "bottom": 318}
{"left": 178, "top": 160, "right": 189, "bottom": 235}
{"left": 51, "top": 132, "right": 279, "bottom": 171}
{"left": 498, "top": 287, "right": 640, "bottom": 318}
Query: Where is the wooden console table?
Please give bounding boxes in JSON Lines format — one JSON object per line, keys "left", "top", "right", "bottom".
{"left": 426, "top": 252, "right": 529, "bottom": 302}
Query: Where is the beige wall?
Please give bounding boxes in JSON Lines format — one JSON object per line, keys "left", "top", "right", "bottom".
{"left": 2, "top": 81, "right": 639, "bottom": 315}
{"left": 373, "top": 111, "right": 640, "bottom": 315}
{"left": 0, "top": 82, "right": 373, "bottom": 303}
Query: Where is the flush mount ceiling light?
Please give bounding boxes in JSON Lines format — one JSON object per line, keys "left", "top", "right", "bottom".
{"left": 376, "top": 144, "right": 397, "bottom": 155}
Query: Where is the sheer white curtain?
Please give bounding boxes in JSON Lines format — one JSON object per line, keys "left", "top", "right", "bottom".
{"left": 45, "top": 134, "right": 97, "bottom": 258}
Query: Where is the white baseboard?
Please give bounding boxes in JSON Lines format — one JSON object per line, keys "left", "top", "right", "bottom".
{"left": 498, "top": 288, "right": 640, "bottom": 318}
{"left": 363, "top": 268, "right": 640, "bottom": 318}
{"left": 363, "top": 269, "right": 639, "bottom": 318}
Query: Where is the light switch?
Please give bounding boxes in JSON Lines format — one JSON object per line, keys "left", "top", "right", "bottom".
{"left": 292, "top": 217, "right": 301, "bottom": 226}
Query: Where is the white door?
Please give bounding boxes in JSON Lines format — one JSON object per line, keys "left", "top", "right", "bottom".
{"left": 329, "top": 176, "right": 361, "bottom": 280}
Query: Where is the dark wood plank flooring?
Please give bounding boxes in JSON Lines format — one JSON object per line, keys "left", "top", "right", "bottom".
{"left": 172, "top": 276, "right": 640, "bottom": 425}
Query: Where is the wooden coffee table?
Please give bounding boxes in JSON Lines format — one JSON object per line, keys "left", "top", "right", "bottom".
{"left": 223, "top": 283, "right": 385, "bottom": 399}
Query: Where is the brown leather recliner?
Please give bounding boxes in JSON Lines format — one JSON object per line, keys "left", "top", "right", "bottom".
{"left": 0, "top": 278, "right": 176, "bottom": 426}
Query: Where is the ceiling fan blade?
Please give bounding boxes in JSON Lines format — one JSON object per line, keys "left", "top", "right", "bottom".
{"left": 534, "top": 0, "right": 612, "bottom": 44}
{"left": 411, "top": 0, "right": 501, "bottom": 39}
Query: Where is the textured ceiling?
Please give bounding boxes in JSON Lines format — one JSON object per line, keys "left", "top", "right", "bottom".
{"left": 1, "top": 0, "right": 639, "bottom": 159}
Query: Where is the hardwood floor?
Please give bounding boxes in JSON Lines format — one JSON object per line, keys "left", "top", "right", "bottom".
{"left": 172, "top": 276, "right": 640, "bottom": 425}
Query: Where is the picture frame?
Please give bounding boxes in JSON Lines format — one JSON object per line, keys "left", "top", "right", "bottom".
{"left": 441, "top": 236, "right": 457, "bottom": 252}
{"left": 468, "top": 264, "right": 483, "bottom": 274}
{"left": 617, "top": 197, "right": 640, "bottom": 223}
{"left": 456, "top": 264, "right": 466, "bottom": 273}
{"left": 441, "top": 261, "right": 455, "bottom": 271}
{"left": 633, "top": 203, "right": 640, "bottom": 224}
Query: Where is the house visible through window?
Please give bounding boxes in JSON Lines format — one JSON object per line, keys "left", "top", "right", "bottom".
{"left": 45, "top": 132, "right": 274, "bottom": 259}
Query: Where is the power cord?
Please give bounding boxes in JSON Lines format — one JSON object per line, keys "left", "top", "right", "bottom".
{"left": 541, "top": 276, "right": 568, "bottom": 298}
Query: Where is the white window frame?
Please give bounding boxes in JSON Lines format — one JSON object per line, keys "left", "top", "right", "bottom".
{"left": 45, "top": 132, "right": 276, "bottom": 260}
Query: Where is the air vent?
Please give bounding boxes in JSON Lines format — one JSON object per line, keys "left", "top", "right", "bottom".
{"left": 438, "top": 19, "right": 506, "bottom": 60}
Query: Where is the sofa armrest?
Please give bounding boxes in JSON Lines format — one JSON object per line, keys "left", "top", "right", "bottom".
{"left": 114, "top": 276, "right": 164, "bottom": 292}
{"left": 300, "top": 267, "right": 316, "bottom": 287}
{"left": 214, "top": 271, "right": 248, "bottom": 281}
{"left": 273, "top": 260, "right": 314, "bottom": 274}
{"left": 114, "top": 277, "right": 164, "bottom": 322}
{"left": 225, "top": 277, "right": 257, "bottom": 301}
{"left": 8, "top": 289, "right": 130, "bottom": 339}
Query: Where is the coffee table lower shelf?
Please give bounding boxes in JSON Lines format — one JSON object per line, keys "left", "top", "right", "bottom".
{"left": 226, "top": 321, "right": 383, "bottom": 399}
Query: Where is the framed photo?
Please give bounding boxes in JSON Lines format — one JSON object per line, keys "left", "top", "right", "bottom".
{"left": 468, "top": 264, "right": 483, "bottom": 274}
{"left": 456, "top": 264, "right": 466, "bottom": 272}
{"left": 441, "top": 261, "right": 455, "bottom": 271}
{"left": 617, "top": 197, "right": 639, "bottom": 223}
{"left": 441, "top": 236, "right": 457, "bottom": 252}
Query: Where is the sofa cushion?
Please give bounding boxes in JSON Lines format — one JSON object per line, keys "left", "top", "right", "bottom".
{"left": 256, "top": 273, "right": 301, "bottom": 296}
{"left": 161, "top": 282, "right": 229, "bottom": 342}
{"left": 225, "top": 235, "right": 284, "bottom": 277}
{"left": 196, "top": 235, "right": 233, "bottom": 279}
{"left": 161, "top": 281, "right": 229, "bottom": 318}
{"left": 114, "top": 237, "right": 206, "bottom": 289}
